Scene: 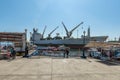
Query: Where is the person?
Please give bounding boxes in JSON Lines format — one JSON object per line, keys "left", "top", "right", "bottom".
{"left": 89, "top": 51, "right": 92, "bottom": 57}
{"left": 109, "top": 50, "right": 113, "bottom": 60}
{"left": 23, "top": 46, "right": 29, "bottom": 57}
{"left": 64, "top": 48, "right": 69, "bottom": 58}
{"left": 66, "top": 49, "right": 69, "bottom": 58}
{"left": 10, "top": 47, "right": 16, "bottom": 59}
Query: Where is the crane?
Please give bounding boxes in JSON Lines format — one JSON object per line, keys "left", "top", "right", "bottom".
{"left": 47, "top": 26, "right": 59, "bottom": 39}
{"left": 41, "top": 26, "right": 47, "bottom": 39}
{"left": 62, "top": 22, "right": 83, "bottom": 38}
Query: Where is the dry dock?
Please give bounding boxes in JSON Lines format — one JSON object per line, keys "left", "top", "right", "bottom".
{"left": 0, "top": 57, "right": 120, "bottom": 80}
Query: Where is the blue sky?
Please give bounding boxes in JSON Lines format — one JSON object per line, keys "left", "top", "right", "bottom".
{"left": 0, "top": 0, "right": 120, "bottom": 41}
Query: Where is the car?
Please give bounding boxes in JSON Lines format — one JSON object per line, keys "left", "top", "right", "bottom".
{"left": 90, "top": 51, "right": 101, "bottom": 58}
{"left": 0, "top": 50, "right": 11, "bottom": 59}
{"left": 114, "top": 52, "right": 120, "bottom": 60}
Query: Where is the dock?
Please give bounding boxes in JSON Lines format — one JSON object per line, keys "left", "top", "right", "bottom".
{"left": 0, "top": 56, "right": 120, "bottom": 80}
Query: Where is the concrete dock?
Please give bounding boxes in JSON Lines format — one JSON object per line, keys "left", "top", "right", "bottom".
{"left": 0, "top": 57, "right": 120, "bottom": 80}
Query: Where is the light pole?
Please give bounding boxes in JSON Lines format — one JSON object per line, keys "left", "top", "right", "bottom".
{"left": 82, "top": 30, "right": 86, "bottom": 58}
{"left": 25, "top": 29, "right": 27, "bottom": 46}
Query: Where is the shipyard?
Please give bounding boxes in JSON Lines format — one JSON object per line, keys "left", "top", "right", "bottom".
{"left": 0, "top": 22, "right": 120, "bottom": 80}
{"left": 0, "top": 0, "right": 120, "bottom": 80}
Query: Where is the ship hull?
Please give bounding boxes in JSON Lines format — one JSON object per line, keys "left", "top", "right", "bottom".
{"left": 34, "top": 36, "right": 108, "bottom": 49}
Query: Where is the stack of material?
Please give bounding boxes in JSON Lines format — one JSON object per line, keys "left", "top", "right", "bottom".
{"left": 85, "top": 41, "right": 107, "bottom": 48}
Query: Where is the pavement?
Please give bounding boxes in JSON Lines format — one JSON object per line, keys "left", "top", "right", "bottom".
{"left": 0, "top": 56, "right": 120, "bottom": 80}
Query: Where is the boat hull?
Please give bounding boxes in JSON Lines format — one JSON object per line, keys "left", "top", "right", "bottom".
{"left": 34, "top": 36, "right": 108, "bottom": 49}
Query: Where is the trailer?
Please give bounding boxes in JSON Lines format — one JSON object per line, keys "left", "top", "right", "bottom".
{"left": 0, "top": 30, "right": 27, "bottom": 53}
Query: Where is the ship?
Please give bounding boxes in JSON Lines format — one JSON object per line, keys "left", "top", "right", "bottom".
{"left": 30, "top": 22, "right": 108, "bottom": 49}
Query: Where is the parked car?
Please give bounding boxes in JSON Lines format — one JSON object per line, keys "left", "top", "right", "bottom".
{"left": 0, "top": 50, "right": 11, "bottom": 59}
{"left": 88, "top": 48, "right": 101, "bottom": 59}
{"left": 114, "top": 52, "right": 120, "bottom": 60}
{"left": 90, "top": 51, "right": 101, "bottom": 59}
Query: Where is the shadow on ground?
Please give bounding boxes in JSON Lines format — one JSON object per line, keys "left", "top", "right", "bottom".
{"left": 96, "top": 60, "right": 120, "bottom": 66}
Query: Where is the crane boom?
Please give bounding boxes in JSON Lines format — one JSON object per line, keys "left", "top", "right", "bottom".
{"left": 42, "top": 26, "right": 47, "bottom": 38}
{"left": 62, "top": 21, "right": 83, "bottom": 38}
{"left": 62, "top": 22, "right": 69, "bottom": 36}
{"left": 70, "top": 22, "right": 83, "bottom": 33}
{"left": 48, "top": 26, "right": 59, "bottom": 37}
{"left": 62, "top": 22, "right": 68, "bottom": 33}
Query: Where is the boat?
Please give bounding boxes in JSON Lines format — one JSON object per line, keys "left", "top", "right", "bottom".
{"left": 30, "top": 22, "right": 108, "bottom": 49}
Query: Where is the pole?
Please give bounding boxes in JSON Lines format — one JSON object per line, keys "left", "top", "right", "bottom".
{"left": 25, "top": 29, "right": 27, "bottom": 46}
{"left": 33, "top": 33, "right": 34, "bottom": 45}
{"left": 82, "top": 31, "right": 86, "bottom": 58}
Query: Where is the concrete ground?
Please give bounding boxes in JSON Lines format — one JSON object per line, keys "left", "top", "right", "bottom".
{"left": 0, "top": 56, "right": 120, "bottom": 80}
